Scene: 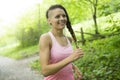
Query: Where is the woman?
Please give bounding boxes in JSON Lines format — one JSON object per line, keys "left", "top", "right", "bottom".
{"left": 39, "top": 4, "right": 83, "bottom": 80}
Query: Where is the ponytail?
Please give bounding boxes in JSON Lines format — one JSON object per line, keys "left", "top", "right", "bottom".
{"left": 66, "top": 21, "right": 78, "bottom": 48}
{"left": 63, "top": 8, "right": 78, "bottom": 48}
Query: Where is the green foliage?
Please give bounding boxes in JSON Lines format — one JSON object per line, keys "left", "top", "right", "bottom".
{"left": 1, "top": 0, "right": 120, "bottom": 48}
{"left": 105, "top": 14, "right": 120, "bottom": 33}
{"left": 75, "top": 35, "right": 120, "bottom": 80}
{"left": 98, "top": 0, "right": 120, "bottom": 16}
{"left": 58, "top": 0, "right": 120, "bottom": 23}
{"left": 30, "top": 59, "right": 41, "bottom": 72}
{"left": 14, "top": 6, "right": 50, "bottom": 47}
{"left": 56, "top": 0, "right": 91, "bottom": 24}
{"left": 0, "top": 45, "right": 38, "bottom": 59}
{"left": 73, "top": 12, "right": 120, "bottom": 41}
{"left": 16, "top": 27, "right": 39, "bottom": 47}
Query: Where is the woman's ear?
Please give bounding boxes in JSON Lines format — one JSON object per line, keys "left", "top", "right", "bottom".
{"left": 47, "top": 18, "right": 52, "bottom": 25}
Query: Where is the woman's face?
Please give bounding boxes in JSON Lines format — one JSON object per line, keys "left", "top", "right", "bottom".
{"left": 48, "top": 8, "right": 67, "bottom": 30}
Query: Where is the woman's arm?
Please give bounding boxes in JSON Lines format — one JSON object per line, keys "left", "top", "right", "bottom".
{"left": 39, "top": 34, "right": 83, "bottom": 77}
{"left": 68, "top": 36, "right": 83, "bottom": 79}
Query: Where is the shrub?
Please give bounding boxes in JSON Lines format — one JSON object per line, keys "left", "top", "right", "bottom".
{"left": 75, "top": 35, "right": 120, "bottom": 80}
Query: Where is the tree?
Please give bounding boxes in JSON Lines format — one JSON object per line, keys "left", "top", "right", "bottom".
{"left": 56, "top": 0, "right": 91, "bottom": 24}
{"left": 83, "top": 0, "right": 99, "bottom": 34}
{"left": 98, "top": 0, "right": 120, "bottom": 16}
{"left": 14, "top": 7, "right": 41, "bottom": 47}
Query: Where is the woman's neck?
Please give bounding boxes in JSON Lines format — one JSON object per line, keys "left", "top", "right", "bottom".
{"left": 50, "top": 29, "right": 64, "bottom": 37}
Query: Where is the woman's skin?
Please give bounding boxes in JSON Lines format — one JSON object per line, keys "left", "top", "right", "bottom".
{"left": 39, "top": 8, "right": 83, "bottom": 77}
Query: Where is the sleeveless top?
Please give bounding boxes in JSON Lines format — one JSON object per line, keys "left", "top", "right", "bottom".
{"left": 44, "top": 32, "right": 74, "bottom": 80}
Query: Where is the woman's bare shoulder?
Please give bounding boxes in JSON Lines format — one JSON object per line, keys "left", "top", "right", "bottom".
{"left": 40, "top": 33, "right": 50, "bottom": 39}
{"left": 39, "top": 33, "right": 51, "bottom": 45}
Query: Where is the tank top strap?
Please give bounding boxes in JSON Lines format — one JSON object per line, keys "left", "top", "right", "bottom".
{"left": 48, "top": 32, "right": 71, "bottom": 45}
{"left": 65, "top": 36, "right": 71, "bottom": 45}
{"left": 48, "top": 32, "right": 54, "bottom": 39}
{"left": 48, "top": 32, "right": 56, "bottom": 43}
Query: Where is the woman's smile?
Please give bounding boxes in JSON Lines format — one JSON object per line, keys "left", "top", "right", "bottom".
{"left": 57, "top": 21, "right": 66, "bottom": 26}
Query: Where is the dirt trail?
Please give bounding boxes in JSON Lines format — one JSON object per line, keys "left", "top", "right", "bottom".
{"left": 0, "top": 55, "right": 44, "bottom": 80}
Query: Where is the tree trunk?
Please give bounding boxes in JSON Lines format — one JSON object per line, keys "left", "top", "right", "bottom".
{"left": 93, "top": 0, "right": 99, "bottom": 34}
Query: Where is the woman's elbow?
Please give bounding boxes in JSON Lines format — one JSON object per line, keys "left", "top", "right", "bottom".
{"left": 41, "top": 68, "right": 50, "bottom": 77}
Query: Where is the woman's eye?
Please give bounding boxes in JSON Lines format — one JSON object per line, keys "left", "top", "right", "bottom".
{"left": 55, "top": 14, "right": 66, "bottom": 19}
{"left": 62, "top": 14, "right": 66, "bottom": 17}
{"left": 55, "top": 15, "right": 60, "bottom": 18}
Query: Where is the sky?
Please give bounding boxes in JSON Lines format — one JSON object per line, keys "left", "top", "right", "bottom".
{"left": 0, "top": 0, "right": 42, "bottom": 36}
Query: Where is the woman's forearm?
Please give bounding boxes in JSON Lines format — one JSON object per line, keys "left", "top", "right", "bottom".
{"left": 41, "top": 55, "right": 73, "bottom": 77}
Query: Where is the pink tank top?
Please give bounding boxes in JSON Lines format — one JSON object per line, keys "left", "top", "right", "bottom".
{"left": 44, "top": 32, "right": 74, "bottom": 80}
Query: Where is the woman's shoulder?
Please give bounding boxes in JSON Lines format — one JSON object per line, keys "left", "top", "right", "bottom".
{"left": 39, "top": 33, "right": 51, "bottom": 44}
{"left": 40, "top": 33, "right": 50, "bottom": 39}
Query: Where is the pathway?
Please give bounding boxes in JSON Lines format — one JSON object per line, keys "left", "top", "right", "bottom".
{"left": 0, "top": 55, "right": 44, "bottom": 80}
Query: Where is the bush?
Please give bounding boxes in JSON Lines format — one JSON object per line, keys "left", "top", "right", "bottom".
{"left": 75, "top": 35, "right": 120, "bottom": 80}
{"left": 30, "top": 59, "right": 41, "bottom": 72}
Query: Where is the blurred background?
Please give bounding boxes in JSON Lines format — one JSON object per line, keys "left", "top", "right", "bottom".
{"left": 0, "top": 0, "right": 120, "bottom": 80}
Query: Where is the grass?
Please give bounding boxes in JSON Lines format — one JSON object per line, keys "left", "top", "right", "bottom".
{"left": 29, "top": 59, "right": 41, "bottom": 72}
{"left": 0, "top": 44, "right": 39, "bottom": 60}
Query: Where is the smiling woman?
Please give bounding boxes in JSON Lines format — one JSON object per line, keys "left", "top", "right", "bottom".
{"left": 0, "top": 0, "right": 42, "bottom": 36}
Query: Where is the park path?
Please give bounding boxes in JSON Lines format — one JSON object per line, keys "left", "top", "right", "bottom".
{"left": 0, "top": 55, "right": 44, "bottom": 80}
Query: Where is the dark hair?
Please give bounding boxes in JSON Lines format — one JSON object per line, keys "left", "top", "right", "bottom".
{"left": 46, "top": 4, "right": 78, "bottom": 48}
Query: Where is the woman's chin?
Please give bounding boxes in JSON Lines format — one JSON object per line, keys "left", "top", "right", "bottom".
{"left": 59, "top": 26, "right": 65, "bottom": 29}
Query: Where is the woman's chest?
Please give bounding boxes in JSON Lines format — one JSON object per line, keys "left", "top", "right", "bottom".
{"left": 50, "top": 45, "right": 73, "bottom": 62}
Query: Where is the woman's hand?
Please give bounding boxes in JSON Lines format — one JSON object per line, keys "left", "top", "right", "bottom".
{"left": 72, "top": 48, "right": 83, "bottom": 80}
{"left": 70, "top": 48, "right": 83, "bottom": 62}
{"left": 73, "top": 64, "right": 82, "bottom": 80}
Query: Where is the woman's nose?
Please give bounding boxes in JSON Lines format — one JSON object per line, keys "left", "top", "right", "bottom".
{"left": 60, "top": 16, "right": 65, "bottom": 20}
